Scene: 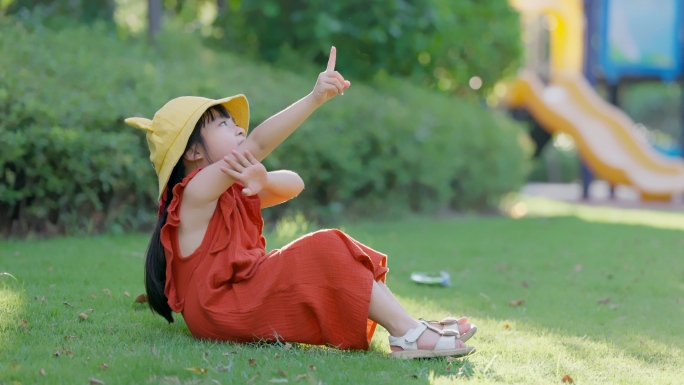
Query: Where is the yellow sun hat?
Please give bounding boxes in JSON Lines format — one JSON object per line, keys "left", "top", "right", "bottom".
{"left": 125, "top": 95, "right": 249, "bottom": 200}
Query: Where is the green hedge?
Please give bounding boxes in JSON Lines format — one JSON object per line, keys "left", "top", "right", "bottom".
{"left": 0, "top": 20, "right": 529, "bottom": 236}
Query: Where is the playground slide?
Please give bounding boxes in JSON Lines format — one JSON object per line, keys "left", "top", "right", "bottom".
{"left": 507, "top": 70, "right": 684, "bottom": 199}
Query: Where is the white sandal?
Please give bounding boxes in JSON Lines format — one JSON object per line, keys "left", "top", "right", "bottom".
{"left": 388, "top": 320, "right": 475, "bottom": 359}
{"left": 419, "top": 317, "right": 478, "bottom": 343}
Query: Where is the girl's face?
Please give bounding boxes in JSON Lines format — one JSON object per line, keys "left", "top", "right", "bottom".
{"left": 201, "top": 115, "right": 246, "bottom": 162}
{"left": 184, "top": 114, "right": 245, "bottom": 169}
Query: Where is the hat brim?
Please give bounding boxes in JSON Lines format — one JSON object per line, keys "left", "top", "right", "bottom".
{"left": 156, "top": 94, "right": 250, "bottom": 200}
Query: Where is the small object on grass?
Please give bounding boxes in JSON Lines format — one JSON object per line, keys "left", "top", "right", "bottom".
{"left": 410, "top": 271, "right": 451, "bottom": 287}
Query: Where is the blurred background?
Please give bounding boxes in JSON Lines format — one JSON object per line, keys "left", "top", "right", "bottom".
{"left": 1, "top": 0, "right": 682, "bottom": 238}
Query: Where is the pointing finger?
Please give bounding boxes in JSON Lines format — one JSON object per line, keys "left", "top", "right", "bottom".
{"left": 326, "top": 46, "right": 336, "bottom": 72}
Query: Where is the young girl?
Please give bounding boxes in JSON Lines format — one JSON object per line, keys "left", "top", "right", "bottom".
{"left": 126, "top": 47, "right": 476, "bottom": 359}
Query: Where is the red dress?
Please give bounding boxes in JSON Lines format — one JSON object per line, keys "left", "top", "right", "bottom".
{"left": 160, "top": 170, "right": 388, "bottom": 349}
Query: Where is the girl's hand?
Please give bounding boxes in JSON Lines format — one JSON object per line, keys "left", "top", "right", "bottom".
{"left": 311, "top": 46, "right": 351, "bottom": 106}
{"left": 220, "top": 150, "right": 268, "bottom": 196}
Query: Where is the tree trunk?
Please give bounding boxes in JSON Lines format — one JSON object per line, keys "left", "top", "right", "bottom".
{"left": 148, "top": 0, "right": 162, "bottom": 42}
{"left": 217, "top": 0, "right": 226, "bottom": 14}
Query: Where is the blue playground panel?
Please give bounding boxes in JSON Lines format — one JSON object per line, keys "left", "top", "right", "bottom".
{"left": 599, "top": 0, "right": 683, "bottom": 83}
{"left": 653, "top": 143, "right": 683, "bottom": 158}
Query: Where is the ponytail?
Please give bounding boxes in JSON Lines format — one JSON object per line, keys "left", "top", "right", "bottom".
{"left": 144, "top": 161, "right": 185, "bottom": 323}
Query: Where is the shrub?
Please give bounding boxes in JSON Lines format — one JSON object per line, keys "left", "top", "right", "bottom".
{"left": 0, "top": 19, "right": 529, "bottom": 236}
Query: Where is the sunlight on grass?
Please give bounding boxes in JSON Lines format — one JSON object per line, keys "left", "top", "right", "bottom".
{"left": 502, "top": 194, "right": 684, "bottom": 230}
{"left": 272, "top": 212, "right": 314, "bottom": 244}
{"left": 0, "top": 282, "right": 24, "bottom": 348}
{"left": 392, "top": 293, "right": 683, "bottom": 384}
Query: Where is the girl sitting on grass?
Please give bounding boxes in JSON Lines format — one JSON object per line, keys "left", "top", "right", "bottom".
{"left": 125, "top": 47, "right": 476, "bottom": 359}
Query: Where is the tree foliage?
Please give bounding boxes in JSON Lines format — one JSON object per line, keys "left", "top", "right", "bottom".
{"left": 3, "top": 0, "right": 115, "bottom": 22}
{"left": 213, "top": 0, "right": 521, "bottom": 95}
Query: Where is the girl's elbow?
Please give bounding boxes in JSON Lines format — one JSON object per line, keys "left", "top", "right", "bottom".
{"left": 295, "top": 178, "right": 305, "bottom": 195}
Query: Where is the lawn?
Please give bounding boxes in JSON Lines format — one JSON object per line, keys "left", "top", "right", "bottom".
{"left": 1, "top": 196, "right": 683, "bottom": 384}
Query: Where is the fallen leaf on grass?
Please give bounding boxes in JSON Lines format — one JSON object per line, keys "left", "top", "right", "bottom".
{"left": 284, "top": 343, "right": 292, "bottom": 349}
{"left": 405, "top": 374, "right": 419, "bottom": 379}
{"left": 597, "top": 297, "right": 611, "bottom": 304}
{"left": 102, "top": 289, "right": 111, "bottom": 296}
{"left": 508, "top": 299, "right": 525, "bottom": 307}
{"left": 294, "top": 374, "right": 307, "bottom": 381}
{"left": 249, "top": 358, "right": 257, "bottom": 366}
{"left": 64, "top": 335, "right": 78, "bottom": 341}
{"left": 124, "top": 291, "right": 130, "bottom": 297}
{"left": 90, "top": 292, "right": 96, "bottom": 299}
{"left": 18, "top": 319, "right": 28, "bottom": 329}
{"left": 54, "top": 347, "right": 74, "bottom": 357}
{"left": 79, "top": 313, "right": 89, "bottom": 320}
{"left": 89, "top": 378, "right": 105, "bottom": 385}
{"left": 63, "top": 302, "right": 74, "bottom": 307}
{"left": 278, "top": 370, "right": 287, "bottom": 377}
{"left": 561, "top": 374, "right": 574, "bottom": 383}
{"left": 185, "top": 367, "right": 208, "bottom": 374}
{"left": 521, "top": 281, "right": 529, "bottom": 288}
{"left": 274, "top": 353, "right": 281, "bottom": 359}
{"left": 11, "top": 364, "right": 20, "bottom": 370}
{"left": 135, "top": 294, "right": 148, "bottom": 304}
{"left": 100, "top": 363, "right": 108, "bottom": 370}
{"left": 309, "top": 365, "right": 316, "bottom": 371}
{"left": 504, "top": 323, "right": 510, "bottom": 329}
{"left": 40, "top": 368, "right": 46, "bottom": 376}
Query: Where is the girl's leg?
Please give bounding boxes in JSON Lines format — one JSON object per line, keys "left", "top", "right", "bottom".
{"left": 368, "top": 280, "right": 469, "bottom": 352}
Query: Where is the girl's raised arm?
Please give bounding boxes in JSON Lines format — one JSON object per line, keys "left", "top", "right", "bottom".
{"left": 184, "top": 47, "right": 350, "bottom": 208}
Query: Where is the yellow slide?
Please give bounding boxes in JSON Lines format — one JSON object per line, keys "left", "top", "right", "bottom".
{"left": 507, "top": 70, "right": 684, "bottom": 199}
{"left": 507, "top": 0, "right": 684, "bottom": 200}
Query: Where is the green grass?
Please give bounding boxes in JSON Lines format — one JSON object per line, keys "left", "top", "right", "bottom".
{"left": 1, "top": 197, "right": 683, "bottom": 384}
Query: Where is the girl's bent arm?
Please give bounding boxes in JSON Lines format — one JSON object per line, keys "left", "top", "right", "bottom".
{"left": 258, "top": 170, "right": 305, "bottom": 208}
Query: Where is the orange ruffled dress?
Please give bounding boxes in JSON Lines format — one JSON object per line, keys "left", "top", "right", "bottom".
{"left": 160, "top": 170, "right": 388, "bottom": 349}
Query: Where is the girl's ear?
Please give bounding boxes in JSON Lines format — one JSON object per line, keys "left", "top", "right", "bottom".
{"left": 183, "top": 145, "right": 205, "bottom": 162}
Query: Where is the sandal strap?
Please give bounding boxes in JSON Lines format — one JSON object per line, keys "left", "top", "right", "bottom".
{"left": 403, "top": 322, "right": 429, "bottom": 343}
{"left": 388, "top": 321, "right": 458, "bottom": 351}
{"left": 419, "top": 317, "right": 461, "bottom": 326}
{"left": 417, "top": 318, "right": 462, "bottom": 338}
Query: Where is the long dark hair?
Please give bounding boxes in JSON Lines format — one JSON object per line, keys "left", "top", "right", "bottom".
{"left": 145, "top": 104, "right": 232, "bottom": 323}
